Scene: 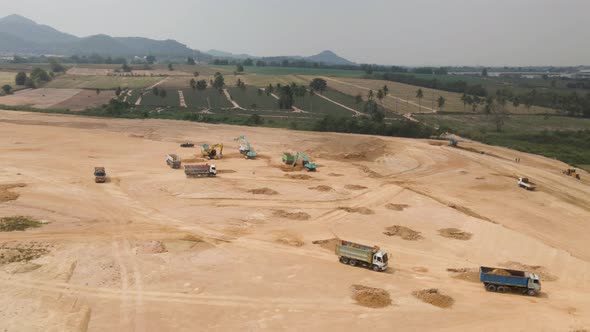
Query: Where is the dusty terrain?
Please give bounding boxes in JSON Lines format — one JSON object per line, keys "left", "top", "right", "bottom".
{"left": 0, "top": 110, "right": 589, "bottom": 331}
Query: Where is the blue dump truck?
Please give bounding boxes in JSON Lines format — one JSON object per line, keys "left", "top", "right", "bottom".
{"left": 480, "top": 266, "right": 541, "bottom": 296}
{"left": 336, "top": 240, "right": 389, "bottom": 272}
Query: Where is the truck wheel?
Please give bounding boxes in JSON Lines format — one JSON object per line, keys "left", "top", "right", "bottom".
{"left": 348, "top": 259, "right": 357, "bottom": 267}
{"left": 486, "top": 284, "right": 497, "bottom": 292}
{"left": 340, "top": 257, "right": 348, "bottom": 264}
{"left": 527, "top": 289, "right": 537, "bottom": 296}
{"left": 372, "top": 265, "right": 381, "bottom": 272}
{"left": 497, "top": 286, "right": 507, "bottom": 293}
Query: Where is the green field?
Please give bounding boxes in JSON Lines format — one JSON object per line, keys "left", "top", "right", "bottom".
{"left": 294, "top": 92, "right": 356, "bottom": 116}
{"left": 212, "top": 65, "right": 368, "bottom": 78}
{"left": 183, "top": 89, "right": 233, "bottom": 109}
{"left": 140, "top": 90, "right": 180, "bottom": 107}
{"left": 227, "top": 87, "right": 280, "bottom": 110}
{"left": 0, "top": 72, "right": 24, "bottom": 94}
{"left": 46, "top": 75, "right": 163, "bottom": 89}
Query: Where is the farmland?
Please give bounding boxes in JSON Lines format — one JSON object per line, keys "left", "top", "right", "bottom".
{"left": 227, "top": 86, "right": 279, "bottom": 110}
{"left": 212, "top": 65, "right": 368, "bottom": 77}
{"left": 46, "top": 75, "right": 164, "bottom": 89}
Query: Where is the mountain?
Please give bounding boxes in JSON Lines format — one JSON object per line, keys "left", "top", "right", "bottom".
{"left": 207, "top": 49, "right": 355, "bottom": 66}
{"left": 0, "top": 14, "right": 193, "bottom": 57}
{"left": 306, "top": 50, "right": 355, "bottom": 66}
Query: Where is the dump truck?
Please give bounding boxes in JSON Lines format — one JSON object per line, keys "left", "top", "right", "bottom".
{"left": 94, "top": 167, "right": 107, "bottom": 183}
{"left": 336, "top": 240, "right": 389, "bottom": 272}
{"left": 184, "top": 164, "right": 217, "bottom": 178}
{"left": 480, "top": 266, "right": 541, "bottom": 296}
{"left": 517, "top": 177, "right": 535, "bottom": 191}
{"left": 166, "top": 154, "right": 182, "bottom": 169}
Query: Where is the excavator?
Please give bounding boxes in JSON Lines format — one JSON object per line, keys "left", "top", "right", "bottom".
{"left": 234, "top": 136, "right": 257, "bottom": 159}
{"left": 201, "top": 143, "right": 223, "bottom": 160}
{"left": 563, "top": 169, "right": 581, "bottom": 180}
{"left": 293, "top": 152, "right": 317, "bottom": 172}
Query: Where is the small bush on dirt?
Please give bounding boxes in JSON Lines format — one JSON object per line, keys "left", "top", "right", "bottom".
{"left": 0, "top": 216, "right": 42, "bottom": 232}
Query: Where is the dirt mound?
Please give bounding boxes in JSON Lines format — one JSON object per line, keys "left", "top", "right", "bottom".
{"left": 328, "top": 173, "right": 344, "bottom": 177}
{"left": 383, "top": 225, "right": 423, "bottom": 240}
{"left": 354, "top": 164, "right": 383, "bottom": 178}
{"left": 412, "top": 288, "right": 454, "bottom": 308}
{"left": 412, "top": 267, "right": 429, "bottom": 273}
{"left": 438, "top": 228, "right": 473, "bottom": 240}
{"left": 247, "top": 188, "right": 278, "bottom": 195}
{"left": 0, "top": 216, "right": 43, "bottom": 232}
{"left": 345, "top": 184, "right": 368, "bottom": 190}
{"left": 489, "top": 268, "right": 511, "bottom": 276}
{"left": 447, "top": 268, "right": 480, "bottom": 283}
{"left": 351, "top": 285, "right": 392, "bottom": 308}
{"left": 182, "top": 158, "right": 206, "bottom": 164}
{"left": 309, "top": 185, "right": 333, "bottom": 192}
{"left": 273, "top": 210, "right": 311, "bottom": 221}
{"left": 0, "top": 183, "right": 26, "bottom": 202}
{"left": 274, "top": 232, "right": 304, "bottom": 247}
{"left": 136, "top": 240, "right": 168, "bottom": 254}
{"left": 284, "top": 174, "right": 312, "bottom": 180}
{"left": 0, "top": 242, "right": 51, "bottom": 265}
{"left": 279, "top": 164, "right": 304, "bottom": 172}
{"left": 312, "top": 238, "right": 340, "bottom": 251}
{"left": 500, "top": 261, "right": 558, "bottom": 281}
{"left": 338, "top": 207, "right": 375, "bottom": 215}
{"left": 386, "top": 203, "right": 409, "bottom": 211}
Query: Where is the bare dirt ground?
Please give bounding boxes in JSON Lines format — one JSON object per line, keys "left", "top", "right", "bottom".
{"left": 0, "top": 110, "right": 589, "bottom": 331}
{"left": 0, "top": 88, "right": 81, "bottom": 109}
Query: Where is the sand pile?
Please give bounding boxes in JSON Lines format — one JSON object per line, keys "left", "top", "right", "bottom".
{"left": 309, "top": 185, "right": 333, "bottom": 192}
{"left": 354, "top": 164, "right": 383, "bottom": 178}
{"left": 438, "top": 228, "right": 473, "bottom": 240}
{"left": 328, "top": 173, "right": 344, "bottom": 177}
{"left": 247, "top": 188, "right": 278, "bottom": 195}
{"left": 273, "top": 210, "right": 311, "bottom": 221}
{"left": 338, "top": 207, "right": 375, "bottom": 215}
{"left": 274, "top": 232, "right": 304, "bottom": 247}
{"left": 447, "top": 268, "right": 480, "bottom": 283}
{"left": 500, "top": 261, "right": 558, "bottom": 281}
{"left": 351, "top": 285, "right": 392, "bottom": 308}
{"left": 312, "top": 238, "right": 340, "bottom": 251}
{"left": 345, "top": 184, "right": 368, "bottom": 190}
{"left": 0, "top": 183, "right": 26, "bottom": 202}
{"left": 412, "top": 289, "right": 454, "bottom": 308}
{"left": 489, "top": 268, "right": 511, "bottom": 276}
{"left": 385, "top": 203, "right": 409, "bottom": 211}
{"left": 279, "top": 164, "right": 303, "bottom": 172}
{"left": 182, "top": 158, "right": 205, "bottom": 164}
{"left": 137, "top": 240, "right": 168, "bottom": 254}
{"left": 284, "top": 174, "right": 312, "bottom": 180}
{"left": 383, "top": 226, "right": 423, "bottom": 240}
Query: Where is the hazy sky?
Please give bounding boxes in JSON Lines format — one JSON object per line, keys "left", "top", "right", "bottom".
{"left": 2, "top": 0, "right": 589, "bottom": 66}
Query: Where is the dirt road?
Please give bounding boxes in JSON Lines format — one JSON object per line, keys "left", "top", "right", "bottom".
{"left": 0, "top": 110, "right": 588, "bottom": 331}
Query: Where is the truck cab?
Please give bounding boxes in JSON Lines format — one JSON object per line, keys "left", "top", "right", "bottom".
{"left": 209, "top": 165, "right": 217, "bottom": 175}
{"left": 528, "top": 273, "right": 541, "bottom": 292}
{"left": 373, "top": 251, "right": 389, "bottom": 271}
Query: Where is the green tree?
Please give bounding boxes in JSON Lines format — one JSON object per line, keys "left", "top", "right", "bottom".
{"left": 30, "top": 68, "right": 51, "bottom": 83}
{"left": 115, "top": 87, "right": 122, "bottom": 96}
{"left": 512, "top": 96, "right": 520, "bottom": 112}
{"left": 277, "top": 85, "right": 294, "bottom": 109}
{"left": 236, "top": 64, "right": 244, "bottom": 73}
{"left": 364, "top": 100, "right": 384, "bottom": 122}
{"left": 212, "top": 72, "right": 225, "bottom": 90}
{"left": 160, "top": 89, "right": 167, "bottom": 98}
{"left": 168, "top": 63, "right": 174, "bottom": 71}
{"left": 355, "top": 93, "right": 363, "bottom": 111}
{"left": 49, "top": 58, "right": 65, "bottom": 72}
{"left": 376, "top": 89, "right": 384, "bottom": 104}
{"left": 482, "top": 68, "right": 488, "bottom": 77}
{"left": 121, "top": 63, "right": 132, "bottom": 72}
{"left": 309, "top": 78, "right": 327, "bottom": 93}
{"left": 383, "top": 85, "right": 389, "bottom": 96}
{"left": 471, "top": 95, "right": 482, "bottom": 112}
{"left": 190, "top": 78, "right": 197, "bottom": 91}
{"left": 267, "top": 83, "right": 274, "bottom": 95}
{"left": 187, "top": 57, "right": 196, "bottom": 65}
{"left": 24, "top": 77, "right": 35, "bottom": 88}
{"left": 196, "top": 80, "right": 207, "bottom": 90}
{"left": 15, "top": 72, "right": 27, "bottom": 85}
{"left": 243, "top": 58, "right": 254, "bottom": 66}
{"left": 416, "top": 89, "right": 424, "bottom": 111}
{"left": 146, "top": 55, "right": 156, "bottom": 64}
{"left": 460, "top": 93, "right": 469, "bottom": 111}
{"left": 367, "top": 90, "right": 374, "bottom": 100}
{"left": 193, "top": 71, "right": 199, "bottom": 77}
{"left": 96, "top": 89, "right": 101, "bottom": 95}
{"left": 2, "top": 85, "right": 12, "bottom": 95}
{"left": 152, "top": 86, "right": 160, "bottom": 96}
{"left": 437, "top": 96, "right": 445, "bottom": 111}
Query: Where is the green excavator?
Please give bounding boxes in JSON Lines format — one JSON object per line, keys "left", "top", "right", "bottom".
{"left": 293, "top": 152, "right": 317, "bottom": 172}
{"left": 234, "top": 136, "right": 257, "bottom": 159}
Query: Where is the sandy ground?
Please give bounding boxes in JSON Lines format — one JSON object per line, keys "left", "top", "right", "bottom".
{"left": 0, "top": 88, "right": 81, "bottom": 109}
{"left": 0, "top": 110, "right": 589, "bottom": 332}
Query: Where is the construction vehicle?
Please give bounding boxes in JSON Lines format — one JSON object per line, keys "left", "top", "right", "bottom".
{"left": 336, "top": 240, "right": 389, "bottom": 272}
{"left": 563, "top": 169, "right": 581, "bottom": 180}
{"left": 293, "top": 152, "right": 317, "bottom": 171}
{"left": 166, "top": 154, "right": 182, "bottom": 169}
{"left": 282, "top": 152, "right": 295, "bottom": 165}
{"left": 517, "top": 177, "right": 536, "bottom": 191}
{"left": 201, "top": 143, "right": 223, "bottom": 160}
{"left": 480, "top": 266, "right": 541, "bottom": 296}
{"left": 449, "top": 138, "right": 458, "bottom": 147}
{"left": 180, "top": 142, "right": 194, "bottom": 148}
{"left": 94, "top": 167, "right": 107, "bottom": 183}
{"left": 234, "top": 136, "right": 257, "bottom": 159}
{"left": 184, "top": 164, "right": 217, "bottom": 178}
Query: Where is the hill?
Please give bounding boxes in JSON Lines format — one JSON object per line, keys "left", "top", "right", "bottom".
{"left": 0, "top": 14, "right": 193, "bottom": 57}
{"left": 206, "top": 49, "right": 355, "bottom": 65}
{"left": 306, "top": 50, "right": 355, "bottom": 65}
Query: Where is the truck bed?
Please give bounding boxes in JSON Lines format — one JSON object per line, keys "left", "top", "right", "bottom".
{"left": 336, "top": 241, "right": 376, "bottom": 264}
{"left": 480, "top": 266, "right": 529, "bottom": 287}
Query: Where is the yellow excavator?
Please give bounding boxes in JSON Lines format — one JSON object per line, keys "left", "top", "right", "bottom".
{"left": 563, "top": 169, "right": 581, "bottom": 180}
{"left": 201, "top": 143, "right": 223, "bottom": 160}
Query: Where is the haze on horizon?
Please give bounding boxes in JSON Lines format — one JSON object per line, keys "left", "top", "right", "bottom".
{"left": 1, "top": 0, "right": 589, "bottom": 67}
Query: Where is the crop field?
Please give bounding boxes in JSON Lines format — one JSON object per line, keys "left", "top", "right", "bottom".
{"left": 0, "top": 88, "right": 81, "bottom": 109}
{"left": 139, "top": 89, "right": 180, "bottom": 107}
{"left": 45, "top": 75, "right": 164, "bottom": 89}
{"left": 294, "top": 92, "right": 357, "bottom": 116}
{"left": 227, "top": 86, "right": 280, "bottom": 110}
{"left": 51, "top": 90, "right": 116, "bottom": 111}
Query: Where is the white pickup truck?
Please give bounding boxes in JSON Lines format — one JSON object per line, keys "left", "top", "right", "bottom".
{"left": 518, "top": 177, "right": 536, "bottom": 191}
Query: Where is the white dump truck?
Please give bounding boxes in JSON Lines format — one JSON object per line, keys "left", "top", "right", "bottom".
{"left": 166, "top": 154, "right": 182, "bottom": 169}
{"left": 336, "top": 240, "right": 389, "bottom": 272}
{"left": 518, "top": 177, "right": 536, "bottom": 191}
{"left": 184, "top": 164, "right": 217, "bottom": 178}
